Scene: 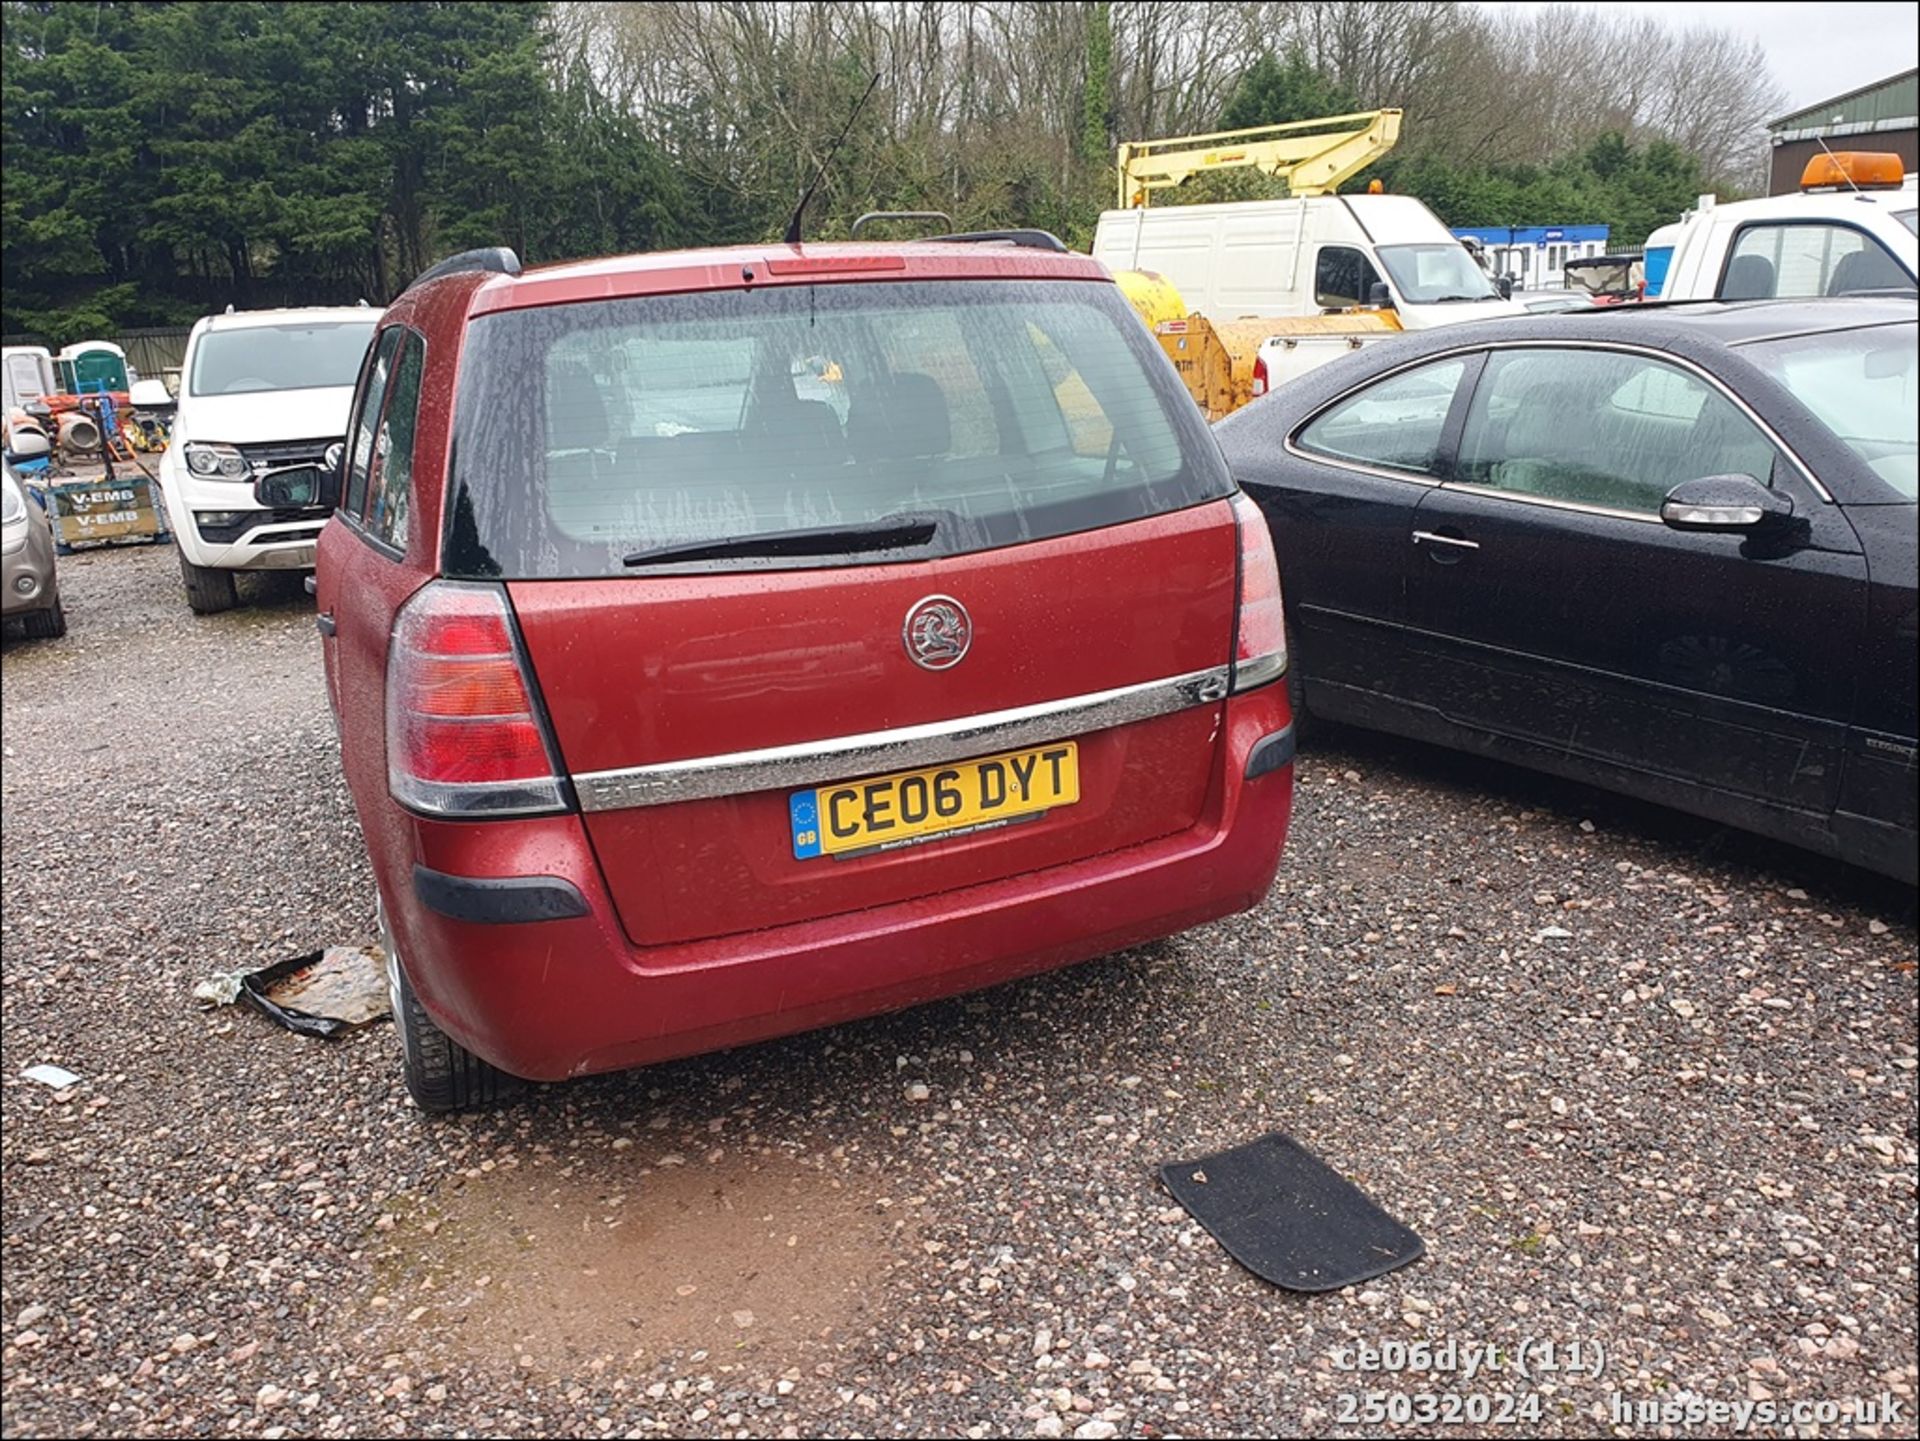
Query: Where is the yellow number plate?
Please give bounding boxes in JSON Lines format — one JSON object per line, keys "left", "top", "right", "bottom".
{"left": 789, "top": 742, "right": 1079, "bottom": 859}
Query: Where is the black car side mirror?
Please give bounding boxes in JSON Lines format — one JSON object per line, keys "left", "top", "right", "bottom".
{"left": 254, "top": 463, "right": 331, "bottom": 510}
{"left": 1367, "top": 281, "right": 1395, "bottom": 310}
{"left": 1497, "top": 275, "right": 1514, "bottom": 300}
{"left": 1660, "top": 474, "right": 1793, "bottom": 534}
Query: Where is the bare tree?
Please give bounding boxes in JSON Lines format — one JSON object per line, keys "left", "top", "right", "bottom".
{"left": 545, "top": 0, "right": 1785, "bottom": 243}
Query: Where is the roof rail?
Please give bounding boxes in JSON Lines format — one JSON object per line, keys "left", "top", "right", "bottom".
{"left": 406, "top": 246, "right": 522, "bottom": 292}
{"left": 922, "top": 229, "right": 1069, "bottom": 254}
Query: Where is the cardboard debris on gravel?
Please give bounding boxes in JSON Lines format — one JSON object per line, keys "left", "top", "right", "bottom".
{"left": 21, "top": 1064, "right": 83, "bottom": 1090}
{"left": 240, "top": 945, "right": 389, "bottom": 1039}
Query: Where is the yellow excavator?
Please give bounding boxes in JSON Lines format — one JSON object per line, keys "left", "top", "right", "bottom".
{"left": 1100, "top": 110, "right": 1467, "bottom": 419}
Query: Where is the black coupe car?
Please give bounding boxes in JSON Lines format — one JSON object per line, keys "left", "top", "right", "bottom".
{"left": 1219, "top": 297, "right": 1917, "bottom": 883}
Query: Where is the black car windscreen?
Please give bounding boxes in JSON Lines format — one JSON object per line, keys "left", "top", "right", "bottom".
{"left": 443, "top": 278, "right": 1230, "bottom": 577}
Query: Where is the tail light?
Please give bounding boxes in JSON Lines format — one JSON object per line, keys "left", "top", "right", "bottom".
{"left": 387, "top": 581, "right": 569, "bottom": 816}
{"left": 1229, "top": 492, "right": 1287, "bottom": 693}
{"left": 1251, "top": 352, "right": 1269, "bottom": 399}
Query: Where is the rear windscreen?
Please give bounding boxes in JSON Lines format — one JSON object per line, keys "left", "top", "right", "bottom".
{"left": 444, "top": 278, "right": 1228, "bottom": 576}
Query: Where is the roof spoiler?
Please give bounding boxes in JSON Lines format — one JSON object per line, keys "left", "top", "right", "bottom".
{"left": 406, "top": 246, "right": 522, "bottom": 293}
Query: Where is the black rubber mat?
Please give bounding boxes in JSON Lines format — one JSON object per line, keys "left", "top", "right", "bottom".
{"left": 1160, "top": 1132, "right": 1424, "bottom": 1292}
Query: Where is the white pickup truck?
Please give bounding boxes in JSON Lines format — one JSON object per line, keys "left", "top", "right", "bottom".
{"left": 1652, "top": 152, "right": 1916, "bottom": 301}
{"left": 159, "top": 305, "right": 380, "bottom": 613}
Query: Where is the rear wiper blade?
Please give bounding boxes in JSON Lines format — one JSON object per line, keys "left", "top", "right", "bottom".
{"left": 622, "top": 514, "right": 941, "bottom": 567}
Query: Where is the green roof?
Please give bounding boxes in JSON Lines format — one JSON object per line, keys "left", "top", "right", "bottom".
{"left": 1769, "top": 69, "right": 1917, "bottom": 133}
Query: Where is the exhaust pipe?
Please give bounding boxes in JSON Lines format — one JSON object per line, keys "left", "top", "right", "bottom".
{"left": 57, "top": 410, "right": 102, "bottom": 454}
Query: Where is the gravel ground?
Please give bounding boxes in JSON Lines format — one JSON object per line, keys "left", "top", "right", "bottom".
{"left": 3, "top": 544, "right": 1916, "bottom": 1440}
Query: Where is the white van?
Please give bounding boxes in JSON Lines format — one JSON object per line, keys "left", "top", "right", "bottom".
{"left": 1091, "top": 194, "right": 1524, "bottom": 329}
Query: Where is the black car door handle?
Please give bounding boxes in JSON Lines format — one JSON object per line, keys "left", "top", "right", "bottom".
{"left": 315, "top": 611, "right": 336, "bottom": 637}
{"left": 1412, "top": 530, "right": 1481, "bottom": 550}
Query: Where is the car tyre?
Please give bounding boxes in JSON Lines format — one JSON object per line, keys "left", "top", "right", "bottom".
{"left": 19, "top": 592, "right": 65, "bottom": 639}
{"left": 179, "top": 554, "right": 238, "bottom": 615}
{"left": 383, "top": 908, "right": 523, "bottom": 1113}
{"left": 1285, "top": 617, "right": 1317, "bottom": 744}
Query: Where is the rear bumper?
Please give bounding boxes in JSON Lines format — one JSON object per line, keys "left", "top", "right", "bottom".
{"left": 382, "top": 686, "right": 1294, "bottom": 1081}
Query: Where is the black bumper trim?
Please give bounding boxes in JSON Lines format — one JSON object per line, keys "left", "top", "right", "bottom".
{"left": 413, "top": 865, "right": 591, "bottom": 925}
{"left": 194, "top": 505, "right": 331, "bottom": 545}
{"left": 1246, "top": 724, "right": 1297, "bottom": 780}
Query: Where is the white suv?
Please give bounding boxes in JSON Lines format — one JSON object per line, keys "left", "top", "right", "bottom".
{"left": 160, "top": 305, "right": 381, "bottom": 613}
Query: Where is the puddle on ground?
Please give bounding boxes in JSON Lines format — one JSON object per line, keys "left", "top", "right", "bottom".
{"left": 364, "top": 1147, "right": 917, "bottom": 1373}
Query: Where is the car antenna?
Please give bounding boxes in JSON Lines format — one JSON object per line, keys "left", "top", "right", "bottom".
{"left": 1812, "top": 136, "right": 1863, "bottom": 194}
{"left": 783, "top": 72, "right": 881, "bottom": 246}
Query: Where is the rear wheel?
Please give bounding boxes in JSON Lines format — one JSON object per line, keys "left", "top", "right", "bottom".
{"left": 179, "top": 554, "right": 237, "bottom": 615}
{"left": 382, "top": 907, "right": 523, "bottom": 1113}
{"left": 19, "top": 592, "right": 65, "bottom": 640}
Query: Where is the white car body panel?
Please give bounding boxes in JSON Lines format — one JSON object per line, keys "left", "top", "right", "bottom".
{"left": 1254, "top": 331, "right": 1401, "bottom": 393}
{"left": 170, "top": 386, "right": 354, "bottom": 447}
{"left": 160, "top": 306, "right": 379, "bottom": 572}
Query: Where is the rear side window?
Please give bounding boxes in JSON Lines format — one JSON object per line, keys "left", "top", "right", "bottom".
{"left": 1722, "top": 222, "right": 1911, "bottom": 299}
{"left": 444, "top": 279, "right": 1227, "bottom": 577}
{"left": 367, "top": 333, "right": 424, "bottom": 551}
{"left": 344, "top": 328, "right": 403, "bottom": 520}
{"left": 1455, "top": 349, "right": 1778, "bottom": 514}
{"left": 1296, "top": 358, "right": 1466, "bottom": 476}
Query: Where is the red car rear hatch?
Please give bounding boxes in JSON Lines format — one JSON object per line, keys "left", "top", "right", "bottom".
{"left": 510, "top": 502, "right": 1235, "bottom": 947}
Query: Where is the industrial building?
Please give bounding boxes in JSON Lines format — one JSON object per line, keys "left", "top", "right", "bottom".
{"left": 1767, "top": 68, "right": 1917, "bottom": 196}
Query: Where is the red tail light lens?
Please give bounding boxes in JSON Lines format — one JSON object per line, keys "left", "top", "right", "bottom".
{"left": 386, "top": 582, "right": 568, "bottom": 816}
{"left": 1252, "top": 352, "right": 1269, "bottom": 399}
{"left": 1229, "top": 492, "right": 1287, "bottom": 694}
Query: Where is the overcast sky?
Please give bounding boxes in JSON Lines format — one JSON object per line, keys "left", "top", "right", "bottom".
{"left": 1480, "top": 1, "right": 1919, "bottom": 114}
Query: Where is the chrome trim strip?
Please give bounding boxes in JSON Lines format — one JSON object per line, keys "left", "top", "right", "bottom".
{"left": 572, "top": 665, "right": 1234, "bottom": 812}
{"left": 1281, "top": 337, "right": 1835, "bottom": 504}
{"left": 1281, "top": 432, "right": 1443, "bottom": 488}
{"left": 1431, "top": 483, "right": 1663, "bottom": 525}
